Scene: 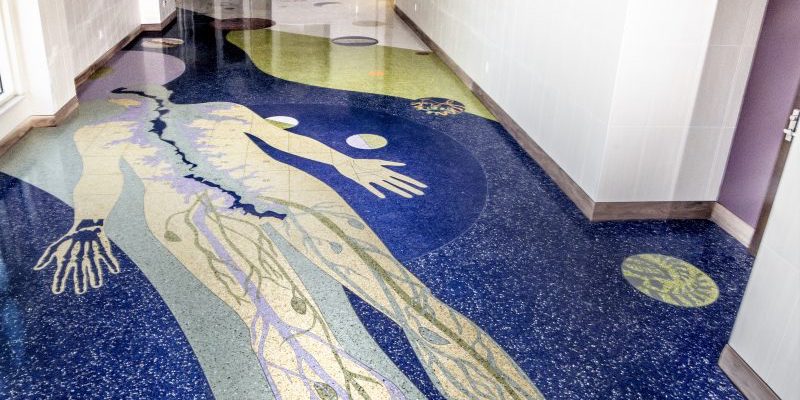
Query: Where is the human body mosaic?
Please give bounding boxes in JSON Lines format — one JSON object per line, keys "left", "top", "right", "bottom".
{"left": 0, "top": 1, "right": 755, "bottom": 399}
{"left": 38, "top": 87, "right": 540, "bottom": 399}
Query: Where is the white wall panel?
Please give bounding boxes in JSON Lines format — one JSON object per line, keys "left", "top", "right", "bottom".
{"left": 397, "top": 0, "right": 766, "bottom": 202}
{"left": 1, "top": 0, "right": 177, "bottom": 142}
{"left": 0, "top": 0, "right": 76, "bottom": 124}
{"left": 397, "top": 0, "right": 629, "bottom": 199}
{"left": 65, "top": 0, "right": 141, "bottom": 77}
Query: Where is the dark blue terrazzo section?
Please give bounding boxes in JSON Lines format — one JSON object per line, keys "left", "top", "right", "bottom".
{"left": 247, "top": 103, "right": 487, "bottom": 262}
{"left": 134, "top": 10, "right": 753, "bottom": 399}
{"left": 0, "top": 173, "right": 213, "bottom": 399}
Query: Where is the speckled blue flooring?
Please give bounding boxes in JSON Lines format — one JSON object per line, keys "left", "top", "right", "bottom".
{"left": 0, "top": 5, "right": 751, "bottom": 400}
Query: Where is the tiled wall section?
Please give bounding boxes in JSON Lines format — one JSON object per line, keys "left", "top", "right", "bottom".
{"left": 140, "top": 0, "right": 176, "bottom": 24}
{"left": 0, "top": 0, "right": 78, "bottom": 137}
{"left": 395, "top": 0, "right": 630, "bottom": 198}
{"left": 598, "top": 1, "right": 718, "bottom": 201}
{"left": 674, "top": 0, "right": 767, "bottom": 201}
{"left": 397, "top": 0, "right": 766, "bottom": 203}
{"left": 37, "top": 0, "right": 77, "bottom": 110}
{"left": 599, "top": 0, "right": 766, "bottom": 202}
{"left": 65, "top": 0, "right": 141, "bottom": 77}
{"left": 729, "top": 139, "right": 800, "bottom": 399}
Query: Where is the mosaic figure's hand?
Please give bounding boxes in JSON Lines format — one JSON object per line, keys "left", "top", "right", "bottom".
{"left": 33, "top": 219, "right": 120, "bottom": 295}
{"left": 334, "top": 158, "right": 427, "bottom": 199}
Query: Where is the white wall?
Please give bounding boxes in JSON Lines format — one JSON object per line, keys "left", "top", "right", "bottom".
{"left": 0, "top": 0, "right": 178, "bottom": 143}
{"left": 65, "top": 0, "right": 142, "bottom": 77}
{"left": 0, "top": 0, "right": 77, "bottom": 137}
{"left": 599, "top": 0, "right": 766, "bottom": 202}
{"left": 674, "top": 0, "right": 767, "bottom": 201}
{"left": 140, "top": 0, "right": 177, "bottom": 25}
{"left": 598, "top": 2, "right": 718, "bottom": 201}
{"left": 728, "top": 137, "right": 800, "bottom": 399}
{"left": 397, "top": 0, "right": 765, "bottom": 203}
{"left": 396, "top": 0, "right": 629, "bottom": 198}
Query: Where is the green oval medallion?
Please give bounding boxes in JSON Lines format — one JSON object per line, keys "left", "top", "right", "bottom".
{"left": 622, "top": 254, "right": 719, "bottom": 307}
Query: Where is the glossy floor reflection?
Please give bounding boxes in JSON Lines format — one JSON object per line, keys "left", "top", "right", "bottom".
{"left": 0, "top": 1, "right": 752, "bottom": 399}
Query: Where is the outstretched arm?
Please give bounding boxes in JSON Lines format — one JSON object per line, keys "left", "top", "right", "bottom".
{"left": 34, "top": 122, "right": 131, "bottom": 295}
{"left": 249, "top": 115, "right": 428, "bottom": 199}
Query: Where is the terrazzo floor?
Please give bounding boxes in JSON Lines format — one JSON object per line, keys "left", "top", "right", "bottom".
{"left": 0, "top": 1, "right": 753, "bottom": 399}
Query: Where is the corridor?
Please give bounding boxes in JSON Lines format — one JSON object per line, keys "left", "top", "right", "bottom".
{"left": 0, "top": 1, "right": 767, "bottom": 399}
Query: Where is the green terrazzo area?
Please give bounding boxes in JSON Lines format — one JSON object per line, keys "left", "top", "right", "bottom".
{"left": 226, "top": 30, "right": 494, "bottom": 119}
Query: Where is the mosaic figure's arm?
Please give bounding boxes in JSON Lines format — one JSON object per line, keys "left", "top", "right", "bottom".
{"left": 250, "top": 116, "right": 428, "bottom": 199}
{"left": 33, "top": 122, "right": 132, "bottom": 295}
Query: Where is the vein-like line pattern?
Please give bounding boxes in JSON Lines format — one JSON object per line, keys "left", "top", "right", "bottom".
{"left": 170, "top": 194, "right": 404, "bottom": 399}
{"left": 265, "top": 195, "right": 544, "bottom": 400}
{"left": 111, "top": 87, "right": 287, "bottom": 220}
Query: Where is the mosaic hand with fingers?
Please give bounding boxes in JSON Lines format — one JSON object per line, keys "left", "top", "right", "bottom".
{"left": 34, "top": 219, "right": 120, "bottom": 295}
{"left": 333, "top": 157, "right": 427, "bottom": 199}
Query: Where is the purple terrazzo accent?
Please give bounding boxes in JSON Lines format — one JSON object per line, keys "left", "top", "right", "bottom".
{"left": 78, "top": 51, "right": 186, "bottom": 102}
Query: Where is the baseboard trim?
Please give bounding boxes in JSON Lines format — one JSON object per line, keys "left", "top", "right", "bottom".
{"left": 710, "top": 203, "right": 755, "bottom": 247}
{"left": 0, "top": 96, "right": 79, "bottom": 157}
{"left": 591, "top": 201, "right": 714, "bottom": 222}
{"left": 396, "top": 5, "right": 717, "bottom": 222}
{"left": 142, "top": 9, "right": 177, "bottom": 32}
{"left": 719, "top": 344, "right": 780, "bottom": 400}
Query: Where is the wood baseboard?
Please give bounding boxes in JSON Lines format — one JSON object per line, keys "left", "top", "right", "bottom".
{"left": 719, "top": 344, "right": 780, "bottom": 400}
{"left": 710, "top": 203, "right": 755, "bottom": 247}
{"left": 0, "top": 96, "right": 79, "bottom": 157}
{"left": 142, "top": 9, "right": 177, "bottom": 32}
{"left": 591, "top": 201, "right": 714, "bottom": 222}
{"left": 395, "top": 5, "right": 716, "bottom": 222}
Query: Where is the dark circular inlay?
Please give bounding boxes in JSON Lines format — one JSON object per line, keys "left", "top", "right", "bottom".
{"left": 330, "top": 36, "right": 379, "bottom": 47}
{"left": 411, "top": 97, "right": 467, "bottom": 116}
{"left": 211, "top": 18, "right": 276, "bottom": 31}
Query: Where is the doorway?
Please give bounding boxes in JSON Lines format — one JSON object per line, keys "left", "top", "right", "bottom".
{"left": 717, "top": 0, "right": 800, "bottom": 255}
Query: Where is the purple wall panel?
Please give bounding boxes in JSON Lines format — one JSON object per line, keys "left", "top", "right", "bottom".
{"left": 718, "top": 0, "right": 800, "bottom": 227}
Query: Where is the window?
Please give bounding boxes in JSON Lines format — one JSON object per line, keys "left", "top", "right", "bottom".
{"left": 0, "top": 0, "right": 15, "bottom": 106}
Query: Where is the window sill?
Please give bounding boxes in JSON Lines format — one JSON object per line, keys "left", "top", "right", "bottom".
{"left": 0, "top": 93, "right": 23, "bottom": 116}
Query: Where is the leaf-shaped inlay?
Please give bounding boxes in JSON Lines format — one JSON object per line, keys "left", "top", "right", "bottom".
{"left": 291, "top": 295, "right": 307, "bottom": 315}
{"left": 164, "top": 230, "right": 181, "bottom": 242}
{"left": 330, "top": 242, "right": 343, "bottom": 254}
{"left": 419, "top": 326, "right": 450, "bottom": 345}
{"left": 347, "top": 218, "right": 365, "bottom": 230}
{"left": 313, "top": 382, "right": 338, "bottom": 400}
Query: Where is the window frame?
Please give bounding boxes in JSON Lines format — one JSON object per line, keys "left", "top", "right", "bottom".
{"left": 0, "top": 0, "right": 17, "bottom": 107}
